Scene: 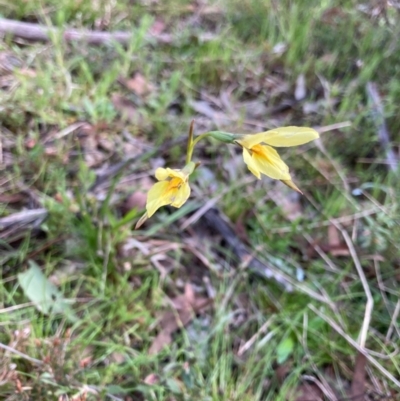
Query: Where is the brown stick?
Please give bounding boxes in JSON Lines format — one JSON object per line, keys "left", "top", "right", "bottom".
{"left": 0, "top": 18, "right": 172, "bottom": 45}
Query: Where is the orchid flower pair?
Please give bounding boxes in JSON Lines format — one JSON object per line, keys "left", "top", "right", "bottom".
{"left": 135, "top": 125, "right": 319, "bottom": 228}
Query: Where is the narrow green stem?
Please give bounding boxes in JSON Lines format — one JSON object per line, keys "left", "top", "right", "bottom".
{"left": 186, "top": 132, "right": 212, "bottom": 164}
{"left": 192, "top": 132, "right": 212, "bottom": 147}
{"left": 185, "top": 120, "right": 195, "bottom": 164}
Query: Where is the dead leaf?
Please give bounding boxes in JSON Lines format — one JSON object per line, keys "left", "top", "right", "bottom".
{"left": 149, "top": 331, "right": 172, "bottom": 355}
{"left": 349, "top": 352, "right": 367, "bottom": 401}
{"left": 326, "top": 224, "right": 350, "bottom": 256}
{"left": 188, "top": 99, "right": 230, "bottom": 125}
{"left": 97, "top": 132, "right": 114, "bottom": 152}
{"left": 71, "top": 393, "right": 87, "bottom": 401}
{"left": 275, "top": 363, "right": 291, "bottom": 384}
{"left": 79, "top": 356, "right": 92, "bottom": 368}
{"left": 25, "top": 138, "right": 37, "bottom": 149}
{"left": 0, "top": 51, "right": 22, "bottom": 75}
{"left": 328, "top": 224, "right": 341, "bottom": 248}
{"left": 121, "top": 73, "right": 154, "bottom": 96}
{"left": 234, "top": 213, "right": 250, "bottom": 244}
{"left": 149, "top": 19, "right": 166, "bottom": 36}
{"left": 18, "top": 68, "right": 36, "bottom": 78}
{"left": 0, "top": 193, "right": 25, "bottom": 203}
{"left": 79, "top": 134, "right": 108, "bottom": 168}
{"left": 123, "top": 192, "right": 147, "bottom": 212}
{"left": 111, "top": 94, "right": 139, "bottom": 122}
{"left": 119, "top": 177, "right": 153, "bottom": 215}
{"left": 321, "top": 7, "right": 347, "bottom": 25}
{"left": 110, "top": 352, "right": 126, "bottom": 364}
{"left": 183, "top": 4, "right": 223, "bottom": 15}
{"left": 149, "top": 284, "right": 212, "bottom": 354}
{"left": 144, "top": 373, "right": 160, "bottom": 385}
{"left": 288, "top": 382, "right": 324, "bottom": 401}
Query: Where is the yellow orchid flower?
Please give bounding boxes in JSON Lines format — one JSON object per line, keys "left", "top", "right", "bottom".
{"left": 235, "top": 126, "right": 319, "bottom": 181}
{"left": 135, "top": 162, "right": 195, "bottom": 228}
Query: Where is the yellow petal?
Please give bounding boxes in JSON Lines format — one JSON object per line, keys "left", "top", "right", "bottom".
{"left": 237, "top": 127, "right": 319, "bottom": 148}
{"left": 154, "top": 168, "right": 169, "bottom": 181}
{"left": 280, "top": 179, "right": 303, "bottom": 194}
{"left": 155, "top": 167, "right": 187, "bottom": 182}
{"left": 242, "top": 147, "right": 261, "bottom": 179}
{"left": 135, "top": 212, "right": 148, "bottom": 229}
{"left": 261, "top": 126, "right": 319, "bottom": 147}
{"left": 251, "top": 145, "right": 291, "bottom": 180}
{"left": 170, "top": 182, "right": 191, "bottom": 208}
{"left": 146, "top": 181, "right": 173, "bottom": 217}
{"left": 236, "top": 133, "right": 266, "bottom": 149}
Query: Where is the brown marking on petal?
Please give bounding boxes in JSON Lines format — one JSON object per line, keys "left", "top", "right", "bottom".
{"left": 167, "top": 177, "right": 184, "bottom": 190}
{"left": 251, "top": 144, "right": 273, "bottom": 163}
{"left": 162, "top": 177, "right": 185, "bottom": 203}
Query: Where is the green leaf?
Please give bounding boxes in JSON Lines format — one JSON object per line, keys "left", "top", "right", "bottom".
{"left": 276, "top": 336, "right": 294, "bottom": 364}
{"left": 166, "top": 378, "right": 182, "bottom": 394}
{"left": 17, "top": 260, "right": 78, "bottom": 323}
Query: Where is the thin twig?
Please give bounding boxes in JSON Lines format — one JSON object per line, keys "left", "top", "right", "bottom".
{"left": 0, "top": 17, "right": 169, "bottom": 45}
{"left": 308, "top": 304, "right": 400, "bottom": 388}
{"left": 332, "top": 222, "right": 373, "bottom": 349}
{"left": 366, "top": 82, "right": 398, "bottom": 172}
{"left": 237, "top": 316, "right": 275, "bottom": 356}
{"left": 0, "top": 302, "right": 34, "bottom": 314}
{"left": 0, "top": 18, "right": 215, "bottom": 46}
{"left": 43, "top": 122, "right": 87, "bottom": 143}
{"left": 0, "top": 134, "right": 3, "bottom": 166}
{"left": 303, "top": 233, "right": 340, "bottom": 273}
{"left": 301, "top": 375, "right": 337, "bottom": 401}
{"left": 386, "top": 299, "right": 400, "bottom": 342}
{"left": 180, "top": 195, "right": 222, "bottom": 230}
{"left": 374, "top": 258, "right": 400, "bottom": 342}
{"left": 0, "top": 342, "right": 44, "bottom": 365}
{"left": 314, "top": 137, "right": 351, "bottom": 192}
{"left": 0, "top": 208, "right": 48, "bottom": 229}
{"left": 301, "top": 313, "right": 338, "bottom": 401}
{"left": 269, "top": 208, "right": 381, "bottom": 234}
{"left": 315, "top": 121, "right": 352, "bottom": 133}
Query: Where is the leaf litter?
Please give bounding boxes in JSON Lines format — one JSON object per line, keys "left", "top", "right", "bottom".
{"left": 149, "top": 283, "right": 212, "bottom": 355}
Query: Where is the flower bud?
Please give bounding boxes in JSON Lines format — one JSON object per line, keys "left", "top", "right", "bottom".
{"left": 207, "top": 131, "right": 237, "bottom": 144}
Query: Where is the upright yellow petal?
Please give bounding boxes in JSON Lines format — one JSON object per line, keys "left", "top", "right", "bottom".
{"left": 261, "top": 126, "right": 319, "bottom": 147}
{"left": 154, "top": 168, "right": 170, "bottom": 181}
{"left": 251, "top": 145, "right": 291, "bottom": 180}
{"left": 168, "top": 169, "right": 188, "bottom": 181}
{"left": 236, "top": 133, "right": 267, "bottom": 149}
{"left": 155, "top": 167, "right": 187, "bottom": 182}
